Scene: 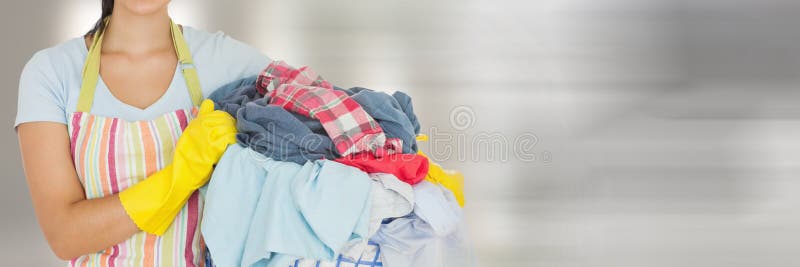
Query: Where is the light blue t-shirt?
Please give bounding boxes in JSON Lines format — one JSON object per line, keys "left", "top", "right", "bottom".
{"left": 201, "top": 144, "right": 372, "bottom": 267}
{"left": 15, "top": 26, "right": 271, "bottom": 127}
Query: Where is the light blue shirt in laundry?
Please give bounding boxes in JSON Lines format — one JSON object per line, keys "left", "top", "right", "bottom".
{"left": 15, "top": 26, "right": 271, "bottom": 127}
{"left": 201, "top": 144, "right": 372, "bottom": 267}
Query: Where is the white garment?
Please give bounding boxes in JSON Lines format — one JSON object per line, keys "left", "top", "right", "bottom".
{"left": 341, "top": 173, "right": 414, "bottom": 259}
{"left": 368, "top": 181, "right": 476, "bottom": 267}
{"left": 412, "top": 181, "right": 463, "bottom": 236}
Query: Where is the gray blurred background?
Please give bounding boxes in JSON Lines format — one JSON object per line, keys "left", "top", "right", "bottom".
{"left": 3, "top": 0, "right": 800, "bottom": 266}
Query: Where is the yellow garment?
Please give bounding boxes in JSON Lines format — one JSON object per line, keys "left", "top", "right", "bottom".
{"left": 416, "top": 134, "right": 465, "bottom": 206}
{"left": 119, "top": 100, "right": 237, "bottom": 235}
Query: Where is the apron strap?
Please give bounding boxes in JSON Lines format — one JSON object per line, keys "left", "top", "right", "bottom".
{"left": 75, "top": 18, "right": 106, "bottom": 112}
{"left": 76, "top": 18, "right": 204, "bottom": 113}
{"left": 171, "top": 21, "right": 204, "bottom": 107}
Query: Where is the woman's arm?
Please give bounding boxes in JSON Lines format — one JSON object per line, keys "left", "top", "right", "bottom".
{"left": 17, "top": 122, "right": 139, "bottom": 260}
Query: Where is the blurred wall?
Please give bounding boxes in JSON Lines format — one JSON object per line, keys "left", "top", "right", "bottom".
{"left": 2, "top": 0, "right": 800, "bottom": 266}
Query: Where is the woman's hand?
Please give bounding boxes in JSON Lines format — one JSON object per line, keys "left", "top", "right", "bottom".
{"left": 120, "top": 99, "right": 237, "bottom": 235}
{"left": 173, "top": 99, "right": 238, "bottom": 188}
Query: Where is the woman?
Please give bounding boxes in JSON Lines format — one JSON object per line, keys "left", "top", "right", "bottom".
{"left": 15, "top": 0, "right": 270, "bottom": 265}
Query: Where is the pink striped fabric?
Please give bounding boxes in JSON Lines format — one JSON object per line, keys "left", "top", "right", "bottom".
{"left": 67, "top": 108, "right": 205, "bottom": 267}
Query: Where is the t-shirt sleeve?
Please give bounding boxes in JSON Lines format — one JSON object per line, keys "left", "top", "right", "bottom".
{"left": 14, "top": 50, "right": 67, "bottom": 128}
{"left": 214, "top": 32, "right": 271, "bottom": 82}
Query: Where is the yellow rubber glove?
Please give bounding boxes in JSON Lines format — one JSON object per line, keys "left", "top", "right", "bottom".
{"left": 416, "top": 134, "right": 466, "bottom": 207}
{"left": 119, "top": 100, "right": 237, "bottom": 235}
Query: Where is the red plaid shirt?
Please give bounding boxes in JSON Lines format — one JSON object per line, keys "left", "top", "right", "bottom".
{"left": 257, "top": 61, "right": 400, "bottom": 156}
{"left": 256, "top": 61, "right": 333, "bottom": 94}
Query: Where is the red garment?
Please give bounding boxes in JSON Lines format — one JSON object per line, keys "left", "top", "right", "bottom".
{"left": 334, "top": 153, "right": 429, "bottom": 185}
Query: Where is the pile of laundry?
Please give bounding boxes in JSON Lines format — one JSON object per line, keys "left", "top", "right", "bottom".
{"left": 200, "top": 61, "right": 476, "bottom": 267}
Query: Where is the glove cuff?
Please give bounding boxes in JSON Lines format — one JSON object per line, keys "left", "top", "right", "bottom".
{"left": 119, "top": 165, "right": 196, "bottom": 235}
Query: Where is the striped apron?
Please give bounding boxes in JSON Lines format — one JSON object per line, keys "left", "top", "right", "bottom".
{"left": 67, "top": 19, "right": 206, "bottom": 267}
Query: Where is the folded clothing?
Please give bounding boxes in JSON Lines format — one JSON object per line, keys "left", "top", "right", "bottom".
{"left": 201, "top": 144, "right": 372, "bottom": 267}
{"left": 334, "top": 153, "right": 429, "bottom": 185}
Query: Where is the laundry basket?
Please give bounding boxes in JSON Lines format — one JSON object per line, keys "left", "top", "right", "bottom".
{"left": 204, "top": 242, "right": 383, "bottom": 267}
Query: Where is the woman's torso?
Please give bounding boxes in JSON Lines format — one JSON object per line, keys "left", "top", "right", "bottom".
{"left": 16, "top": 25, "right": 271, "bottom": 266}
